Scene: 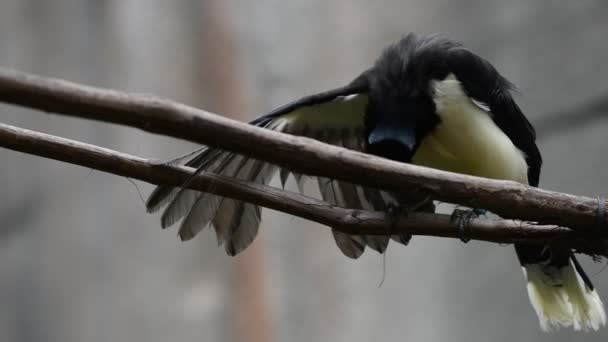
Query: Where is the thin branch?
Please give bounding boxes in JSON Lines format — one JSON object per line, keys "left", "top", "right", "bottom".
{"left": 0, "top": 122, "right": 606, "bottom": 255}
{"left": 0, "top": 67, "right": 606, "bottom": 230}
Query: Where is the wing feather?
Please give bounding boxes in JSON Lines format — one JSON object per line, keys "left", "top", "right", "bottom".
{"left": 446, "top": 47, "right": 541, "bottom": 186}
{"left": 145, "top": 76, "right": 407, "bottom": 257}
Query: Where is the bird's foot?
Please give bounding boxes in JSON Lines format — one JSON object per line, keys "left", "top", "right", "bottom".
{"left": 386, "top": 203, "right": 405, "bottom": 221}
{"left": 386, "top": 204, "right": 412, "bottom": 245}
{"left": 451, "top": 208, "right": 483, "bottom": 243}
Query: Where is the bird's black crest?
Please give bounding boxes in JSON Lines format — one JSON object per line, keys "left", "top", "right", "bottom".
{"left": 363, "top": 33, "right": 541, "bottom": 186}
{"left": 369, "top": 33, "right": 461, "bottom": 94}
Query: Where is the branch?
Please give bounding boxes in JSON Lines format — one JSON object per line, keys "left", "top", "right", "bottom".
{"left": 0, "top": 122, "right": 606, "bottom": 255}
{"left": 0, "top": 67, "right": 605, "bottom": 230}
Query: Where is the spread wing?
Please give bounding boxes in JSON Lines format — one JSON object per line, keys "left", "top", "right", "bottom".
{"left": 447, "top": 48, "right": 542, "bottom": 186}
{"left": 146, "top": 76, "right": 406, "bottom": 258}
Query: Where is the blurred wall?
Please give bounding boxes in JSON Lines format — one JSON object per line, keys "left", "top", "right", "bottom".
{"left": 1, "top": 1, "right": 608, "bottom": 342}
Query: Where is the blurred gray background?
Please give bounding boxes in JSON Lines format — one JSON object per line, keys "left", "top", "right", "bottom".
{"left": 1, "top": 1, "right": 608, "bottom": 341}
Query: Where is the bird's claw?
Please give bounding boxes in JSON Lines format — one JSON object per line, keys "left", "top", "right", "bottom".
{"left": 451, "top": 208, "right": 482, "bottom": 243}
{"left": 386, "top": 204, "right": 412, "bottom": 245}
{"left": 471, "top": 208, "right": 487, "bottom": 217}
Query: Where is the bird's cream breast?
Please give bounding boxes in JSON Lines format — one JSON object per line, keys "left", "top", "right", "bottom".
{"left": 412, "top": 74, "right": 529, "bottom": 184}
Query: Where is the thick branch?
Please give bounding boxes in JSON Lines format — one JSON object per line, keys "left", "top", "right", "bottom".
{"left": 0, "top": 67, "right": 606, "bottom": 230}
{"left": 0, "top": 122, "right": 606, "bottom": 255}
{"left": 0, "top": 124, "right": 608, "bottom": 255}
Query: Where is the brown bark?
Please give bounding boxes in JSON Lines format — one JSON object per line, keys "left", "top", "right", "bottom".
{"left": 0, "top": 67, "right": 605, "bottom": 230}
{"left": 1, "top": 122, "right": 606, "bottom": 256}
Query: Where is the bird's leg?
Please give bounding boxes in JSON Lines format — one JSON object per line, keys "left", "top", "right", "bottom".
{"left": 386, "top": 203, "right": 412, "bottom": 245}
{"left": 386, "top": 196, "right": 434, "bottom": 245}
{"left": 450, "top": 208, "right": 484, "bottom": 243}
{"left": 386, "top": 203, "right": 405, "bottom": 231}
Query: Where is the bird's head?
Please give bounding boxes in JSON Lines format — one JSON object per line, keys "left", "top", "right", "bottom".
{"left": 365, "top": 34, "right": 459, "bottom": 162}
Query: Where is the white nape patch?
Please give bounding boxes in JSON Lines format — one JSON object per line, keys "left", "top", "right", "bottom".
{"left": 412, "top": 73, "right": 528, "bottom": 184}
{"left": 523, "top": 262, "right": 606, "bottom": 332}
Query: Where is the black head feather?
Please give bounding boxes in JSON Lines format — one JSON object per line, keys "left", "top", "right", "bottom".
{"left": 362, "top": 33, "right": 540, "bottom": 186}
{"left": 364, "top": 34, "right": 461, "bottom": 161}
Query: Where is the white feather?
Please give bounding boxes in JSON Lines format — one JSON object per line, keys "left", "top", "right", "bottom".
{"left": 562, "top": 262, "right": 606, "bottom": 331}
{"left": 160, "top": 189, "right": 199, "bottom": 228}
{"left": 159, "top": 151, "right": 231, "bottom": 228}
{"left": 226, "top": 162, "right": 277, "bottom": 254}
{"left": 331, "top": 230, "right": 365, "bottom": 259}
{"left": 225, "top": 203, "right": 261, "bottom": 255}
{"left": 178, "top": 194, "right": 221, "bottom": 241}
{"left": 523, "top": 262, "right": 606, "bottom": 331}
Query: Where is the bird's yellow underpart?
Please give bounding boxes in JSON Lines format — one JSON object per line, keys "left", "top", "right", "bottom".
{"left": 412, "top": 74, "right": 529, "bottom": 184}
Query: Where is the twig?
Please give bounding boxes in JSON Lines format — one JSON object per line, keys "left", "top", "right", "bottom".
{"left": 0, "top": 122, "right": 606, "bottom": 255}
{"left": 0, "top": 67, "right": 606, "bottom": 229}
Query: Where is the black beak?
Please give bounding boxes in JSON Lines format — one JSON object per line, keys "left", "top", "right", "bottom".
{"left": 367, "top": 125, "right": 417, "bottom": 163}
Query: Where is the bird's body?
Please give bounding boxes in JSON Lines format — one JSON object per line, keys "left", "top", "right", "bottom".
{"left": 413, "top": 74, "right": 529, "bottom": 183}
{"left": 147, "top": 33, "right": 605, "bottom": 331}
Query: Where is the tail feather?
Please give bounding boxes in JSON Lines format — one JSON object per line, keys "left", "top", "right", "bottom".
{"left": 562, "top": 260, "right": 606, "bottom": 331}
{"left": 523, "top": 259, "right": 606, "bottom": 331}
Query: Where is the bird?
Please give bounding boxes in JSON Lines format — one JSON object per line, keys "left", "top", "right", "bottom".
{"left": 146, "top": 33, "right": 605, "bottom": 331}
